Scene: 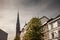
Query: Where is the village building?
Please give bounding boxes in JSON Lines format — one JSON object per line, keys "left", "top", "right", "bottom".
{"left": 0, "top": 29, "right": 8, "bottom": 40}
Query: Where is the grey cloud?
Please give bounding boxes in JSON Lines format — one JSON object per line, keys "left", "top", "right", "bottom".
{"left": 21, "top": 0, "right": 60, "bottom": 10}
{"left": 21, "top": 0, "right": 41, "bottom": 6}
{"left": 46, "top": 0, "right": 60, "bottom": 10}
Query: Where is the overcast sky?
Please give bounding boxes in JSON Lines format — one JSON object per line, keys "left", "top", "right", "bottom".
{"left": 0, "top": 0, "right": 60, "bottom": 40}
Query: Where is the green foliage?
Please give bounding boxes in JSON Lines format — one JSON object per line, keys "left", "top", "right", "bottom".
{"left": 23, "top": 17, "right": 44, "bottom": 40}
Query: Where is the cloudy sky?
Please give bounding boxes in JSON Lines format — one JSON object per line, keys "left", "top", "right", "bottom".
{"left": 0, "top": 0, "right": 60, "bottom": 40}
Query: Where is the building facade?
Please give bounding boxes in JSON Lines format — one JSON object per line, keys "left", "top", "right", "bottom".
{"left": 47, "top": 15, "right": 60, "bottom": 40}
{"left": 0, "top": 29, "right": 8, "bottom": 40}
{"left": 40, "top": 16, "right": 49, "bottom": 40}
{"left": 41, "top": 15, "right": 60, "bottom": 40}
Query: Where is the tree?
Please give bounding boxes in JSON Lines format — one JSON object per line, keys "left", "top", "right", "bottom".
{"left": 23, "top": 17, "right": 44, "bottom": 40}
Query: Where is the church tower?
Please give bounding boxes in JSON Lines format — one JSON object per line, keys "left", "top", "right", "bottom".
{"left": 14, "top": 12, "right": 21, "bottom": 40}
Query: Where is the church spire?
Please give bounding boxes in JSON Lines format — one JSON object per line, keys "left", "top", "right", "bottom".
{"left": 14, "top": 10, "right": 21, "bottom": 40}
{"left": 16, "top": 11, "right": 20, "bottom": 40}
{"left": 16, "top": 11, "right": 20, "bottom": 34}
{"left": 16, "top": 12, "right": 20, "bottom": 26}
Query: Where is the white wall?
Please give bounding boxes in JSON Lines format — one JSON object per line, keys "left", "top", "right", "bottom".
{"left": 48, "top": 21, "right": 58, "bottom": 40}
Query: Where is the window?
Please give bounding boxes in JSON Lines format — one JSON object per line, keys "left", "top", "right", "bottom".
{"left": 49, "top": 32, "right": 52, "bottom": 39}
{"left": 53, "top": 22, "right": 58, "bottom": 28}
{"left": 51, "top": 23, "right": 53, "bottom": 29}
{"left": 48, "top": 24, "right": 51, "bottom": 30}
{"left": 48, "top": 24, "right": 53, "bottom": 30}
{"left": 51, "top": 32, "right": 54, "bottom": 39}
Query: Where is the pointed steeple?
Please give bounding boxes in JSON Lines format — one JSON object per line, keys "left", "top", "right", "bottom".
{"left": 16, "top": 12, "right": 20, "bottom": 27}
{"left": 17, "top": 9, "right": 20, "bottom": 25}
{"left": 16, "top": 11, "right": 20, "bottom": 37}
{"left": 14, "top": 11, "right": 20, "bottom": 40}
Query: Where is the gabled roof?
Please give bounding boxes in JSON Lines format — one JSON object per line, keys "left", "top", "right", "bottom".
{"left": 0, "top": 29, "right": 8, "bottom": 35}
{"left": 54, "top": 14, "right": 60, "bottom": 19}
{"left": 47, "top": 18, "right": 54, "bottom": 23}
{"left": 40, "top": 16, "right": 49, "bottom": 20}
{"left": 41, "top": 14, "right": 60, "bottom": 27}
{"left": 48, "top": 14, "right": 60, "bottom": 23}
